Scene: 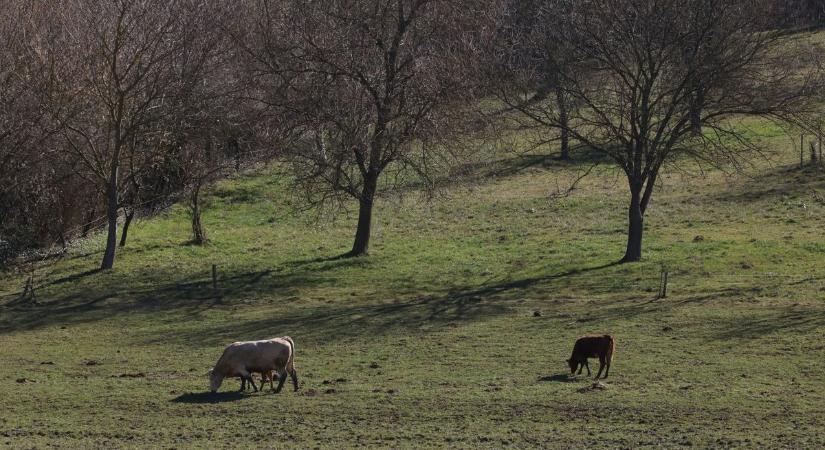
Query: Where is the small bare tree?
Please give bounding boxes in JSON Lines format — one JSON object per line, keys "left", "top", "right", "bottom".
{"left": 171, "top": 3, "right": 254, "bottom": 245}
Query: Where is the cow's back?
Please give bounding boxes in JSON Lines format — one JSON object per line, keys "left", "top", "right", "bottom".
{"left": 573, "top": 335, "right": 611, "bottom": 358}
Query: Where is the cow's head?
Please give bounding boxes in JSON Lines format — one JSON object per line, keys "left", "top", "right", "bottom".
{"left": 567, "top": 358, "right": 577, "bottom": 374}
{"left": 207, "top": 369, "right": 224, "bottom": 393}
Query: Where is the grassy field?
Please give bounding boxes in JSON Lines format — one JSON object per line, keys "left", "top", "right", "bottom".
{"left": 2, "top": 120, "right": 825, "bottom": 448}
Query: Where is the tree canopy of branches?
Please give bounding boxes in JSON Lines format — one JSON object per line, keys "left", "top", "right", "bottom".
{"left": 0, "top": 2, "right": 60, "bottom": 257}
{"left": 773, "top": 0, "right": 825, "bottom": 28}
{"left": 48, "top": 0, "right": 236, "bottom": 268}
{"left": 492, "top": 0, "right": 820, "bottom": 262}
{"left": 1, "top": 0, "right": 824, "bottom": 270}
{"left": 240, "top": 0, "right": 487, "bottom": 257}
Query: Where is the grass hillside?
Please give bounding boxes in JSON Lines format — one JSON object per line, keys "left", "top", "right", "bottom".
{"left": 2, "top": 120, "right": 825, "bottom": 448}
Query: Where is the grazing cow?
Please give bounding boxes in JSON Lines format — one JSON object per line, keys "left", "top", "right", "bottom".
{"left": 567, "top": 335, "right": 615, "bottom": 379}
{"left": 209, "top": 336, "right": 298, "bottom": 393}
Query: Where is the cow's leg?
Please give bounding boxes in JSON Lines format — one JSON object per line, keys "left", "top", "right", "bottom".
{"left": 268, "top": 372, "right": 275, "bottom": 391}
{"left": 274, "top": 372, "right": 288, "bottom": 393}
{"left": 290, "top": 368, "right": 299, "bottom": 391}
{"left": 584, "top": 360, "right": 591, "bottom": 376}
{"left": 258, "top": 372, "right": 268, "bottom": 390}
{"left": 595, "top": 356, "right": 605, "bottom": 379}
{"left": 247, "top": 375, "right": 258, "bottom": 392}
{"left": 577, "top": 361, "right": 583, "bottom": 375}
{"left": 239, "top": 376, "right": 246, "bottom": 392}
{"left": 238, "top": 370, "right": 257, "bottom": 392}
{"left": 603, "top": 360, "right": 610, "bottom": 379}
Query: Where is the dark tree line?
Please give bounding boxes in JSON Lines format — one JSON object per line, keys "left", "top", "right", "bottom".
{"left": 0, "top": 0, "right": 260, "bottom": 268}
{"left": 773, "top": 0, "right": 825, "bottom": 28}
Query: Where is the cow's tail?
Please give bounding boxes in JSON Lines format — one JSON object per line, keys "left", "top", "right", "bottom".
{"left": 282, "top": 336, "right": 296, "bottom": 373}
{"left": 604, "top": 335, "right": 615, "bottom": 364}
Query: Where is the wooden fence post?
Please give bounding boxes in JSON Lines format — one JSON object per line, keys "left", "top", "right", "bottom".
{"left": 20, "top": 274, "right": 35, "bottom": 303}
{"left": 657, "top": 266, "right": 669, "bottom": 299}
{"left": 662, "top": 269, "right": 668, "bottom": 298}
{"left": 212, "top": 264, "right": 220, "bottom": 301}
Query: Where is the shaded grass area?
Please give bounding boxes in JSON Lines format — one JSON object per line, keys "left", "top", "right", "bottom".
{"left": 2, "top": 131, "right": 825, "bottom": 447}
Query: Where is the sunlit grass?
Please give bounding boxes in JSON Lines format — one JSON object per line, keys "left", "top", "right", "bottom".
{"left": 1, "top": 117, "right": 825, "bottom": 447}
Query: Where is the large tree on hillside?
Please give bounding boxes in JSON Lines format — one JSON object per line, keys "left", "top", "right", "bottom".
{"left": 238, "top": 0, "right": 486, "bottom": 257}
{"left": 493, "top": 0, "right": 818, "bottom": 262}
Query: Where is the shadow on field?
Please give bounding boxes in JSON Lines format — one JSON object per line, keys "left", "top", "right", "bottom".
{"left": 538, "top": 374, "right": 577, "bottom": 383}
{"left": 398, "top": 143, "right": 610, "bottom": 193}
{"left": 136, "top": 260, "right": 623, "bottom": 346}
{"left": 139, "top": 288, "right": 511, "bottom": 346}
{"left": 712, "top": 164, "right": 825, "bottom": 205}
{"left": 44, "top": 268, "right": 102, "bottom": 287}
{"left": 0, "top": 266, "right": 309, "bottom": 333}
{"left": 171, "top": 392, "right": 246, "bottom": 404}
{"left": 0, "top": 258, "right": 621, "bottom": 343}
{"left": 711, "top": 306, "right": 825, "bottom": 341}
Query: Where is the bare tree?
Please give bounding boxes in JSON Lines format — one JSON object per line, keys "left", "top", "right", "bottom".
{"left": 50, "top": 0, "right": 206, "bottom": 269}
{"left": 172, "top": 4, "right": 257, "bottom": 245}
{"left": 492, "top": 0, "right": 820, "bottom": 262}
{"left": 0, "top": 2, "right": 70, "bottom": 257}
{"left": 773, "top": 0, "right": 825, "bottom": 28}
{"left": 493, "top": 0, "right": 578, "bottom": 159}
{"left": 0, "top": 3, "right": 44, "bottom": 199}
{"left": 239, "top": 0, "right": 486, "bottom": 257}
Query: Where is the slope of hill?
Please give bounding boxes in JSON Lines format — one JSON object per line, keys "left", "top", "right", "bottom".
{"left": 1, "top": 121, "right": 825, "bottom": 448}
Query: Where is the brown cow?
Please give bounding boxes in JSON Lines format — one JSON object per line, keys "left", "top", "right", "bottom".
{"left": 567, "top": 335, "right": 615, "bottom": 379}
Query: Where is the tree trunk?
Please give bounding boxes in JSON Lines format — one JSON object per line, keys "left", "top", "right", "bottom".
{"left": 621, "top": 185, "right": 644, "bottom": 263}
{"left": 689, "top": 90, "right": 704, "bottom": 136}
{"left": 100, "top": 174, "right": 118, "bottom": 270}
{"left": 191, "top": 184, "right": 207, "bottom": 245}
{"left": 119, "top": 208, "right": 135, "bottom": 247}
{"left": 349, "top": 173, "right": 378, "bottom": 257}
{"left": 556, "top": 86, "right": 570, "bottom": 160}
{"left": 82, "top": 204, "right": 97, "bottom": 237}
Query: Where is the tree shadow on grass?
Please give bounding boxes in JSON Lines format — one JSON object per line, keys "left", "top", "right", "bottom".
{"left": 139, "top": 288, "right": 512, "bottom": 347}
{"left": 171, "top": 391, "right": 247, "bottom": 404}
{"left": 711, "top": 164, "right": 825, "bottom": 205}
{"left": 395, "top": 143, "right": 612, "bottom": 194}
{"left": 538, "top": 374, "right": 577, "bottom": 383}
{"left": 0, "top": 257, "right": 622, "bottom": 344}
{"left": 138, "top": 260, "right": 624, "bottom": 347}
{"left": 40, "top": 268, "right": 101, "bottom": 288}
{"left": 709, "top": 307, "right": 825, "bottom": 342}
{"left": 0, "top": 267, "right": 304, "bottom": 333}
{"left": 456, "top": 143, "right": 612, "bottom": 178}
{"left": 278, "top": 252, "right": 368, "bottom": 271}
